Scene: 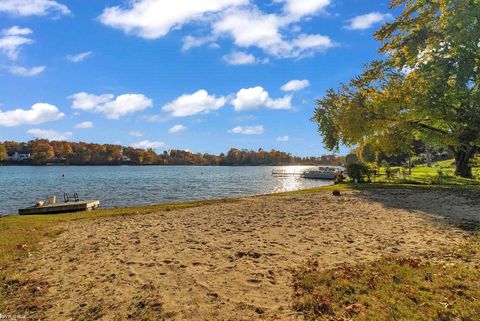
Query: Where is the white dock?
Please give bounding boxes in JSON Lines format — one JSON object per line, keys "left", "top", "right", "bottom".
{"left": 18, "top": 200, "right": 100, "bottom": 215}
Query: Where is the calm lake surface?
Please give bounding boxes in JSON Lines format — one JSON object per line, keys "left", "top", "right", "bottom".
{"left": 0, "top": 166, "right": 332, "bottom": 215}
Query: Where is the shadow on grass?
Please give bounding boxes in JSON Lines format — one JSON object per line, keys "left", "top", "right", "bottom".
{"left": 290, "top": 183, "right": 480, "bottom": 321}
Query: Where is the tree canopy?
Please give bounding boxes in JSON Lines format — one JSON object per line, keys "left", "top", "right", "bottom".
{"left": 0, "top": 139, "right": 344, "bottom": 166}
{"left": 312, "top": 0, "right": 480, "bottom": 177}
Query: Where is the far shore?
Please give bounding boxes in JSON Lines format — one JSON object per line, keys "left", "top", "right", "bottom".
{"left": 2, "top": 186, "right": 479, "bottom": 320}
{"left": 0, "top": 163, "right": 324, "bottom": 166}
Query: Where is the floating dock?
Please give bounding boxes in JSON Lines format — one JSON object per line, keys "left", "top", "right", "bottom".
{"left": 18, "top": 200, "right": 100, "bottom": 215}
{"left": 271, "top": 169, "right": 305, "bottom": 177}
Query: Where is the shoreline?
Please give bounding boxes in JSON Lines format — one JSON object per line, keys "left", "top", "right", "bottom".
{"left": 0, "top": 165, "right": 333, "bottom": 215}
{"left": 2, "top": 186, "right": 479, "bottom": 320}
{"left": 3, "top": 181, "right": 480, "bottom": 217}
{"left": 2, "top": 180, "right": 335, "bottom": 217}
{"left": 0, "top": 163, "right": 327, "bottom": 167}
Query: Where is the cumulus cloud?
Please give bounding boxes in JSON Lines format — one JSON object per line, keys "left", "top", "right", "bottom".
{"left": 222, "top": 51, "right": 259, "bottom": 65}
{"left": 276, "top": 135, "right": 289, "bottom": 142}
{"left": 74, "top": 121, "right": 93, "bottom": 129}
{"left": 133, "top": 140, "right": 166, "bottom": 149}
{"left": 66, "top": 51, "right": 92, "bottom": 63}
{"left": 232, "top": 86, "right": 292, "bottom": 111}
{"left": 27, "top": 128, "right": 72, "bottom": 141}
{"left": 228, "top": 125, "right": 264, "bottom": 135}
{"left": 0, "top": 0, "right": 70, "bottom": 16}
{"left": 0, "top": 103, "right": 64, "bottom": 127}
{"left": 99, "top": 0, "right": 334, "bottom": 59}
{"left": 162, "top": 90, "right": 226, "bottom": 117}
{"left": 0, "top": 26, "right": 33, "bottom": 60}
{"left": 346, "top": 12, "right": 392, "bottom": 30}
{"left": 99, "top": 0, "right": 247, "bottom": 39}
{"left": 281, "top": 0, "right": 330, "bottom": 18}
{"left": 281, "top": 79, "right": 310, "bottom": 92}
{"left": 129, "top": 130, "right": 144, "bottom": 137}
{"left": 69, "top": 92, "right": 153, "bottom": 119}
{"left": 168, "top": 124, "right": 186, "bottom": 134}
{"left": 2, "top": 26, "right": 32, "bottom": 36}
{"left": 8, "top": 65, "right": 45, "bottom": 76}
{"left": 214, "top": 7, "right": 335, "bottom": 58}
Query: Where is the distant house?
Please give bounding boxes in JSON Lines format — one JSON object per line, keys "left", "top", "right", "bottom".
{"left": 9, "top": 152, "right": 31, "bottom": 161}
{"left": 120, "top": 155, "right": 131, "bottom": 162}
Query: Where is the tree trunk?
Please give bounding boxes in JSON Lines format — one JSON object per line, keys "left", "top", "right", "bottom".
{"left": 408, "top": 154, "right": 412, "bottom": 175}
{"left": 454, "top": 145, "right": 477, "bottom": 178}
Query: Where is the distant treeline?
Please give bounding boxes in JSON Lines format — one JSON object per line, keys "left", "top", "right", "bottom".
{"left": 0, "top": 140, "right": 344, "bottom": 166}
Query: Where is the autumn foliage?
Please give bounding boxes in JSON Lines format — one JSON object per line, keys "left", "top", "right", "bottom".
{"left": 0, "top": 140, "right": 344, "bottom": 166}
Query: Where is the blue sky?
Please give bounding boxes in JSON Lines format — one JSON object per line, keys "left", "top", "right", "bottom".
{"left": 0, "top": 0, "right": 394, "bottom": 156}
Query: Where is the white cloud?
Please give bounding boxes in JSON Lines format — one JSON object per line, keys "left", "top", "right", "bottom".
{"left": 0, "top": 0, "right": 70, "bottom": 17}
{"left": 229, "top": 125, "right": 264, "bottom": 135}
{"left": 346, "top": 12, "right": 393, "bottom": 30}
{"left": 168, "top": 124, "right": 187, "bottom": 134}
{"left": 162, "top": 90, "right": 226, "bottom": 117}
{"left": 74, "top": 121, "right": 93, "bottom": 129}
{"left": 99, "top": 0, "right": 335, "bottom": 60}
{"left": 281, "top": 79, "right": 310, "bottom": 92}
{"left": 66, "top": 51, "right": 92, "bottom": 63}
{"left": 0, "top": 26, "right": 33, "bottom": 60}
{"left": 182, "top": 35, "right": 215, "bottom": 51}
{"left": 0, "top": 103, "right": 64, "bottom": 127}
{"left": 213, "top": 7, "right": 334, "bottom": 58}
{"left": 213, "top": 8, "right": 284, "bottom": 55}
{"left": 27, "top": 128, "right": 72, "bottom": 141}
{"left": 222, "top": 51, "right": 258, "bottom": 65}
{"left": 281, "top": 0, "right": 330, "bottom": 18}
{"left": 129, "top": 130, "right": 144, "bottom": 137}
{"left": 133, "top": 140, "right": 166, "bottom": 149}
{"left": 291, "top": 34, "right": 333, "bottom": 55}
{"left": 232, "top": 86, "right": 292, "bottom": 111}
{"left": 99, "top": 0, "right": 247, "bottom": 39}
{"left": 8, "top": 65, "right": 45, "bottom": 77}
{"left": 2, "top": 26, "right": 32, "bottom": 36}
{"left": 276, "top": 135, "right": 289, "bottom": 142}
{"left": 69, "top": 92, "right": 153, "bottom": 119}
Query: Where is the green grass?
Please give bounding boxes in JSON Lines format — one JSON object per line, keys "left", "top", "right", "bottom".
{"left": 369, "top": 160, "right": 480, "bottom": 186}
{"left": 292, "top": 235, "right": 480, "bottom": 321}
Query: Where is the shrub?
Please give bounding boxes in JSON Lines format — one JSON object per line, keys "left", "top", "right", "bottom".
{"left": 346, "top": 162, "right": 370, "bottom": 183}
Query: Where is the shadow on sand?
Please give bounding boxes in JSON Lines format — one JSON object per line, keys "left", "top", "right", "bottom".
{"left": 350, "top": 187, "right": 480, "bottom": 232}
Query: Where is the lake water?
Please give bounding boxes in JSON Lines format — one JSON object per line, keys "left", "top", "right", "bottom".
{"left": 0, "top": 166, "right": 332, "bottom": 215}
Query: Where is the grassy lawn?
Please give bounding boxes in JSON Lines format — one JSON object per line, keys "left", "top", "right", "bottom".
{"left": 370, "top": 159, "right": 480, "bottom": 186}
{"left": 292, "top": 234, "right": 480, "bottom": 321}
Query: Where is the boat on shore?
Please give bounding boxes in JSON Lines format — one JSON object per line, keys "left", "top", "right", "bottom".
{"left": 272, "top": 166, "right": 345, "bottom": 180}
{"left": 301, "top": 166, "right": 345, "bottom": 180}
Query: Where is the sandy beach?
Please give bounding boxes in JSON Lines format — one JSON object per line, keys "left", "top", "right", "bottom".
{"left": 9, "top": 188, "right": 480, "bottom": 320}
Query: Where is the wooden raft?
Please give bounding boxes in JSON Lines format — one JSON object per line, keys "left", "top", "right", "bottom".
{"left": 18, "top": 200, "right": 100, "bottom": 215}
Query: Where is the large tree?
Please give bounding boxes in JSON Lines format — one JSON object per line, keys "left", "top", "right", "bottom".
{"left": 0, "top": 143, "right": 7, "bottom": 161}
{"left": 312, "top": 0, "right": 480, "bottom": 178}
{"left": 30, "top": 140, "right": 55, "bottom": 164}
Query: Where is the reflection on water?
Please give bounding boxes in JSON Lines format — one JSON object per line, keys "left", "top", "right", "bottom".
{"left": 0, "top": 166, "right": 331, "bottom": 214}
{"left": 275, "top": 175, "right": 304, "bottom": 193}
